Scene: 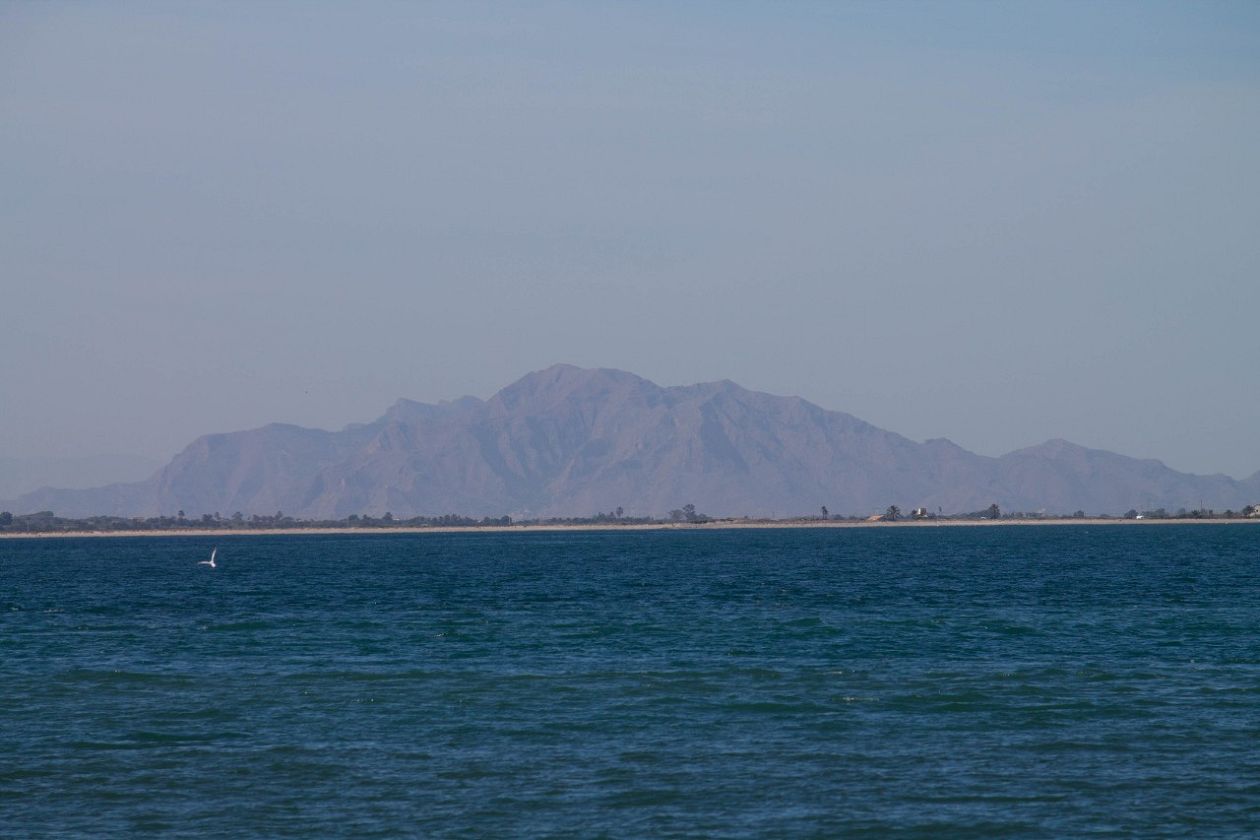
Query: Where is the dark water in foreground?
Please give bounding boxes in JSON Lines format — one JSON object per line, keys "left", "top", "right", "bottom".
{"left": 2, "top": 526, "right": 1259, "bottom": 838}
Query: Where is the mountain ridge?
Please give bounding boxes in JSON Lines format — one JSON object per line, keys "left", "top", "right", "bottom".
{"left": 4, "top": 365, "right": 1258, "bottom": 518}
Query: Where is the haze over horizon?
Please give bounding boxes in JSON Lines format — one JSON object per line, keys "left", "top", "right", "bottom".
{"left": 3, "top": 1, "right": 1258, "bottom": 485}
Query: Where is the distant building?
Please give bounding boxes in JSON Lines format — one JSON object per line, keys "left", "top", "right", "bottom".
{"left": 911, "top": 507, "right": 929, "bottom": 519}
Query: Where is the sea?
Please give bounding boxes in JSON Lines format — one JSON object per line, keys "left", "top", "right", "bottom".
{"left": 2, "top": 525, "right": 1258, "bottom": 838}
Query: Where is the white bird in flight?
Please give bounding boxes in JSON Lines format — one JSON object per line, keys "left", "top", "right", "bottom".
{"left": 198, "top": 547, "right": 217, "bottom": 568}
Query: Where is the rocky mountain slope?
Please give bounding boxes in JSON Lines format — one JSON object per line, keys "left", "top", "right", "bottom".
{"left": 6, "top": 365, "right": 1258, "bottom": 518}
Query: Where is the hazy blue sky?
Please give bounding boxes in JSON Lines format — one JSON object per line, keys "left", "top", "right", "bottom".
{"left": 3, "top": 1, "right": 1258, "bottom": 480}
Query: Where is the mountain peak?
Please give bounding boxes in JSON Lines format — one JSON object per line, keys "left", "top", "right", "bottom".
{"left": 526, "top": 363, "right": 650, "bottom": 385}
{"left": 492, "top": 364, "right": 656, "bottom": 408}
{"left": 923, "top": 437, "right": 969, "bottom": 452}
{"left": 1007, "top": 438, "right": 1088, "bottom": 457}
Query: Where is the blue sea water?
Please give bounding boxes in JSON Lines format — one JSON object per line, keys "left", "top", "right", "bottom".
{"left": 2, "top": 525, "right": 1259, "bottom": 838}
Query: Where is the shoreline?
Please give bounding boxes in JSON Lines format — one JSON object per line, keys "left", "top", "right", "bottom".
{"left": 2, "top": 517, "right": 1258, "bottom": 539}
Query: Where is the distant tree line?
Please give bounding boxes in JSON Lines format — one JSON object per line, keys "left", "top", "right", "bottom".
{"left": 0, "top": 506, "right": 671, "bottom": 534}
{"left": 1, "top": 503, "right": 1256, "bottom": 534}
{"left": 0, "top": 510, "right": 513, "bottom": 534}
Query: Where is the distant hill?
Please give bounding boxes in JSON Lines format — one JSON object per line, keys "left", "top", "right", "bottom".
{"left": 0, "top": 453, "right": 161, "bottom": 499}
{"left": 5, "top": 365, "right": 1258, "bottom": 518}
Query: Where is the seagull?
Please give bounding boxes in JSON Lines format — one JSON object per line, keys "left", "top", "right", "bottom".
{"left": 198, "top": 547, "right": 217, "bottom": 569}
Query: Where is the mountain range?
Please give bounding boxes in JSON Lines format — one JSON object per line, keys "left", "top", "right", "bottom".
{"left": 5, "top": 365, "right": 1258, "bottom": 518}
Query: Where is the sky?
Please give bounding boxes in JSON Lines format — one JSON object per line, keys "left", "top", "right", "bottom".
{"left": 2, "top": 1, "right": 1259, "bottom": 484}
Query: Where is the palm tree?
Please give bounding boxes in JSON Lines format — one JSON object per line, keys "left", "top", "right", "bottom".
{"left": 885, "top": 505, "right": 900, "bottom": 521}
